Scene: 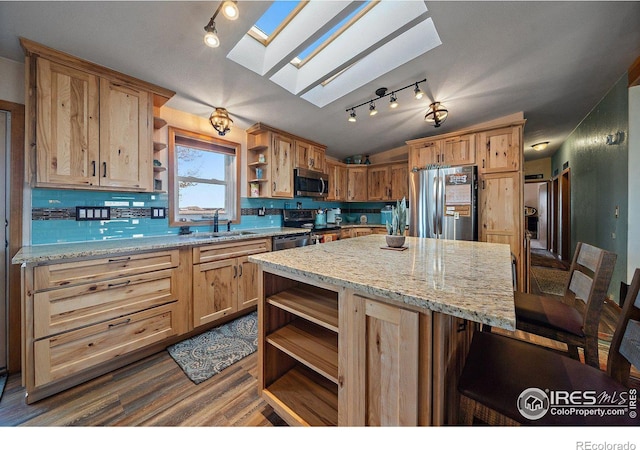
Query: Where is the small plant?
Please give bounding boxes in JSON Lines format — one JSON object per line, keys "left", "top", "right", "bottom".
{"left": 385, "top": 196, "right": 407, "bottom": 236}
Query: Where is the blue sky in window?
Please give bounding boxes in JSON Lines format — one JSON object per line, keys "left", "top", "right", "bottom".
{"left": 254, "top": 1, "right": 301, "bottom": 36}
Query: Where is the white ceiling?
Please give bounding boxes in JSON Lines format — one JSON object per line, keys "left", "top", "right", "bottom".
{"left": 1, "top": 1, "right": 639, "bottom": 162}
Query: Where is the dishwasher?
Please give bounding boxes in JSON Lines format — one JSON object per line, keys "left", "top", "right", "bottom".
{"left": 272, "top": 232, "right": 312, "bottom": 251}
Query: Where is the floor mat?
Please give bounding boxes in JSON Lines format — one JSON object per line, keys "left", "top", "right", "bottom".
{"left": 167, "top": 312, "right": 257, "bottom": 384}
{"left": 530, "top": 266, "right": 569, "bottom": 296}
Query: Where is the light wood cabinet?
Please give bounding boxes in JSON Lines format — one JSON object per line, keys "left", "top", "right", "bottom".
{"left": 23, "top": 248, "right": 187, "bottom": 402}
{"left": 247, "top": 123, "right": 326, "bottom": 199}
{"left": 326, "top": 160, "right": 347, "bottom": 201}
{"left": 367, "top": 163, "right": 409, "bottom": 201}
{"left": 346, "top": 166, "right": 368, "bottom": 202}
{"left": 22, "top": 38, "right": 174, "bottom": 192}
{"left": 408, "top": 134, "right": 475, "bottom": 169}
{"left": 192, "top": 239, "right": 269, "bottom": 327}
{"left": 295, "top": 140, "right": 326, "bottom": 173}
{"left": 477, "top": 126, "right": 520, "bottom": 173}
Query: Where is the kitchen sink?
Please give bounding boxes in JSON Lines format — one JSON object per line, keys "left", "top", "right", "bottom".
{"left": 181, "top": 230, "right": 257, "bottom": 239}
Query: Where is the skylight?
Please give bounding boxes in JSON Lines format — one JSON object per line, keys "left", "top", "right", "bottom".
{"left": 227, "top": 1, "right": 441, "bottom": 108}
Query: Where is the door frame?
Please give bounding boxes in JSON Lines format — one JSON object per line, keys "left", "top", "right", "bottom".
{"left": 0, "top": 99, "right": 25, "bottom": 373}
{"left": 559, "top": 168, "right": 571, "bottom": 261}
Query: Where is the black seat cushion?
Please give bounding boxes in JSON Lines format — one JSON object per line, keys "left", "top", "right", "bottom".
{"left": 515, "top": 292, "right": 585, "bottom": 337}
{"left": 458, "top": 331, "right": 638, "bottom": 425}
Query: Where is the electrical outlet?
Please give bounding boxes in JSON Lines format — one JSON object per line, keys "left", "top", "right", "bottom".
{"left": 258, "top": 206, "right": 266, "bottom": 216}
{"left": 76, "top": 206, "right": 110, "bottom": 221}
{"left": 150, "top": 207, "right": 166, "bottom": 219}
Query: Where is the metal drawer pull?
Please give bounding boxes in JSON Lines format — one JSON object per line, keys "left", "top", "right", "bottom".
{"left": 107, "top": 280, "right": 131, "bottom": 288}
{"left": 238, "top": 265, "right": 243, "bottom": 277}
{"left": 108, "top": 318, "right": 131, "bottom": 328}
{"left": 108, "top": 257, "right": 131, "bottom": 263}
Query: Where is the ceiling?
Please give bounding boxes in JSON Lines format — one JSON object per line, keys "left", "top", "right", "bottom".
{"left": 1, "top": 1, "right": 639, "bottom": 162}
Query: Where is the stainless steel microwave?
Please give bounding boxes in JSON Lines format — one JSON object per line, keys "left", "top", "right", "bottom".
{"left": 294, "top": 168, "right": 329, "bottom": 198}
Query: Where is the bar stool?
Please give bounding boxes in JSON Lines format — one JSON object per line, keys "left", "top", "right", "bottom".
{"left": 457, "top": 268, "right": 640, "bottom": 426}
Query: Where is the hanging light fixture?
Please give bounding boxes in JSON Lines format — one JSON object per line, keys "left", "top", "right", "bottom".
{"left": 203, "top": 1, "right": 240, "bottom": 48}
{"left": 209, "top": 107, "right": 233, "bottom": 136}
{"left": 531, "top": 141, "right": 549, "bottom": 151}
{"left": 414, "top": 83, "right": 424, "bottom": 100}
{"left": 424, "top": 102, "right": 448, "bottom": 128}
{"left": 345, "top": 79, "right": 426, "bottom": 122}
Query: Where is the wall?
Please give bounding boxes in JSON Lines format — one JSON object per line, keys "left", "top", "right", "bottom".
{"left": 552, "top": 75, "right": 629, "bottom": 303}
{"left": 628, "top": 84, "right": 640, "bottom": 281}
{"left": 0, "top": 57, "right": 24, "bottom": 104}
{"left": 524, "top": 157, "right": 552, "bottom": 181}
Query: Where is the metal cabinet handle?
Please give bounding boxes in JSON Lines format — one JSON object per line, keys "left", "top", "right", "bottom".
{"left": 238, "top": 264, "right": 243, "bottom": 277}
{"left": 102, "top": 162, "right": 107, "bottom": 177}
{"left": 92, "top": 161, "right": 96, "bottom": 177}
{"left": 233, "top": 265, "right": 238, "bottom": 278}
{"left": 108, "top": 257, "right": 131, "bottom": 263}
{"left": 108, "top": 318, "right": 131, "bottom": 328}
{"left": 108, "top": 280, "right": 131, "bottom": 288}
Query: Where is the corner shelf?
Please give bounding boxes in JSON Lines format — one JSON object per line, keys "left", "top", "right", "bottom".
{"left": 153, "top": 166, "right": 166, "bottom": 173}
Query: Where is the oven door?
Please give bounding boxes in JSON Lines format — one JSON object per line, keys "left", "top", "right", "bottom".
{"left": 294, "top": 168, "right": 328, "bottom": 198}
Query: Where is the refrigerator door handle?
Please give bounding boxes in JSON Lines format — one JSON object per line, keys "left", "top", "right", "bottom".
{"left": 432, "top": 175, "right": 439, "bottom": 236}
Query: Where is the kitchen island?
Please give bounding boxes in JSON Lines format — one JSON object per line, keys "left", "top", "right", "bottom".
{"left": 249, "top": 235, "right": 515, "bottom": 426}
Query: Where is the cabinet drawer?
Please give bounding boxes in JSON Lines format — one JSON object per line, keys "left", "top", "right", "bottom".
{"left": 193, "top": 239, "right": 269, "bottom": 264}
{"left": 34, "top": 249, "right": 180, "bottom": 290}
{"left": 34, "top": 268, "right": 177, "bottom": 339}
{"left": 33, "top": 302, "right": 179, "bottom": 388}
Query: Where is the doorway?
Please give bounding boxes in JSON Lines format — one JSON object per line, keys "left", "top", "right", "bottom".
{"left": 550, "top": 169, "right": 571, "bottom": 261}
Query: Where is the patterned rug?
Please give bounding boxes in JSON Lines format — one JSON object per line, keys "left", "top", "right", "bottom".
{"left": 530, "top": 266, "right": 569, "bottom": 296}
{"left": 167, "top": 311, "right": 258, "bottom": 384}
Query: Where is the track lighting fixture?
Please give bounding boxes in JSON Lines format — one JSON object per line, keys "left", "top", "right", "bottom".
{"left": 414, "top": 83, "right": 424, "bottom": 100}
{"left": 209, "top": 107, "right": 233, "bottom": 136}
{"left": 424, "top": 102, "right": 448, "bottom": 128}
{"left": 345, "top": 79, "right": 427, "bottom": 122}
{"left": 389, "top": 93, "right": 398, "bottom": 109}
{"left": 203, "top": 1, "right": 239, "bottom": 48}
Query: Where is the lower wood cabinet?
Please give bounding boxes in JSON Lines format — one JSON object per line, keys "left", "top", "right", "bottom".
{"left": 192, "top": 239, "right": 268, "bottom": 327}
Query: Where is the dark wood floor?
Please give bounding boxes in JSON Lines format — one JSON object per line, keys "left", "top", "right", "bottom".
{"left": 0, "top": 248, "right": 633, "bottom": 426}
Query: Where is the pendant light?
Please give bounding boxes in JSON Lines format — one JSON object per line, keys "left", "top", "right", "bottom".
{"left": 424, "top": 102, "right": 448, "bottom": 128}
{"left": 209, "top": 108, "right": 233, "bottom": 136}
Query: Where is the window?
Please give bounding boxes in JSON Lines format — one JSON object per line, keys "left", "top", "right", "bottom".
{"left": 168, "top": 127, "right": 240, "bottom": 226}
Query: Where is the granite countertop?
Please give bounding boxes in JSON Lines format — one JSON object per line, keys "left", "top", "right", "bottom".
{"left": 12, "top": 227, "right": 309, "bottom": 265}
{"left": 249, "top": 235, "right": 516, "bottom": 330}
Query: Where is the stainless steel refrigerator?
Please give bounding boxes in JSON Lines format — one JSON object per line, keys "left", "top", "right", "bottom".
{"left": 409, "top": 165, "right": 478, "bottom": 240}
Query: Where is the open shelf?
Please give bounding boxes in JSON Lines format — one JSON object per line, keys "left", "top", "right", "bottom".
{"left": 267, "top": 286, "right": 338, "bottom": 332}
{"left": 153, "top": 141, "right": 167, "bottom": 152}
{"left": 153, "top": 166, "right": 166, "bottom": 173}
{"left": 264, "top": 366, "right": 338, "bottom": 426}
{"left": 266, "top": 319, "right": 338, "bottom": 383}
{"left": 153, "top": 117, "right": 167, "bottom": 129}
{"left": 248, "top": 145, "right": 268, "bottom": 153}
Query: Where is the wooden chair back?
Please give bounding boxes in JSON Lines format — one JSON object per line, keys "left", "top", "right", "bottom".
{"left": 562, "top": 242, "right": 617, "bottom": 340}
{"left": 607, "top": 267, "right": 640, "bottom": 386}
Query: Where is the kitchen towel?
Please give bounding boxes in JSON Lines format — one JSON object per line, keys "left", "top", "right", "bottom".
{"left": 167, "top": 311, "right": 257, "bottom": 384}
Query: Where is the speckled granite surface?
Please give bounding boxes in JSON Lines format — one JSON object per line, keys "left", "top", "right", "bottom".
{"left": 12, "top": 228, "right": 309, "bottom": 265}
{"left": 249, "top": 235, "right": 516, "bottom": 330}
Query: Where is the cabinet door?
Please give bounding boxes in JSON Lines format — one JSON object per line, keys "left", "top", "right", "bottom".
{"left": 271, "top": 134, "right": 294, "bottom": 198}
{"left": 35, "top": 58, "right": 100, "bottom": 187}
{"left": 100, "top": 79, "right": 152, "bottom": 191}
{"left": 326, "top": 160, "right": 338, "bottom": 201}
{"left": 442, "top": 135, "right": 475, "bottom": 166}
{"left": 367, "top": 166, "right": 389, "bottom": 201}
{"left": 294, "top": 140, "right": 311, "bottom": 170}
{"left": 410, "top": 141, "right": 441, "bottom": 169}
{"left": 193, "top": 259, "right": 238, "bottom": 327}
{"left": 478, "top": 126, "right": 520, "bottom": 173}
{"left": 390, "top": 163, "right": 409, "bottom": 200}
{"left": 335, "top": 164, "right": 347, "bottom": 201}
{"left": 479, "top": 171, "right": 522, "bottom": 286}
{"left": 311, "top": 145, "right": 326, "bottom": 173}
{"left": 347, "top": 167, "right": 368, "bottom": 201}
{"left": 339, "top": 295, "right": 419, "bottom": 426}
{"left": 237, "top": 256, "right": 259, "bottom": 311}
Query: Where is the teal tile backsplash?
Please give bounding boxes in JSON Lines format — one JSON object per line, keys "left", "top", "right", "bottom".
{"left": 31, "top": 188, "right": 395, "bottom": 244}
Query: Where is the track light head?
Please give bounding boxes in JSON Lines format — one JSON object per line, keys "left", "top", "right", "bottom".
{"left": 221, "top": 1, "right": 239, "bottom": 20}
{"left": 203, "top": 17, "right": 220, "bottom": 47}
{"left": 389, "top": 93, "right": 398, "bottom": 109}
{"left": 348, "top": 109, "right": 357, "bottom": 122}
{"left": 369, "top": 102, "right": 377, "bottom": 116}
{"left": 414, "top": 83, "right": 424, "bottom": 100}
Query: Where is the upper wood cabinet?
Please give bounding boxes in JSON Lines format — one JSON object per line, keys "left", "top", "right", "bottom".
{"left": 477, "top": 126, "right": 521, "bottom": 174}
{"left": 408, "top": 134, "right": 475, "bottom": 169}
{"left": 22, "top": 38, "right": 174, "bottom": 192}
{"left": 366, "top": 163, "right": 409, "bottom": 201}
{"left": 295, "top": 139, "right": 326, "bottom": 173}
{"left": 346, "top": 166, "right": 368, "bottom": 202}
{"left": 326, "top": 159, "right": 347, "bottom": 201}
{"left": 271, "top": 133, "right": 295, "bottom": 198}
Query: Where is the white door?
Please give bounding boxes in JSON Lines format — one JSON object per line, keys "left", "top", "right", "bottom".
{"left": 0, "top": 110, "right": 8, "bottom": 372}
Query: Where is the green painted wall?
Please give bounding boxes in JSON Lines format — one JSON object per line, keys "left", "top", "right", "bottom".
{"left": 552, "top": 75, "right": 629, "bottom": 303}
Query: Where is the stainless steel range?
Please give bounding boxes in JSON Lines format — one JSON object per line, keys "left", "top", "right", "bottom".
{"left": 282, "top": 209, "right": 341, "bottom": 243}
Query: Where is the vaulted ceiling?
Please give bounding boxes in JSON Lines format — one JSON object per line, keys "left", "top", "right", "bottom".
{"left": 1, "top": 1, "right": 639, "bottom": 162}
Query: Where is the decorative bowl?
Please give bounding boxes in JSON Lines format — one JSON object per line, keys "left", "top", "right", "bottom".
{"left": 385, "top": 235, "right": 406, "bottom": 248}
{"left": 344, "top": 215, "right": 357, "bottom": 223}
